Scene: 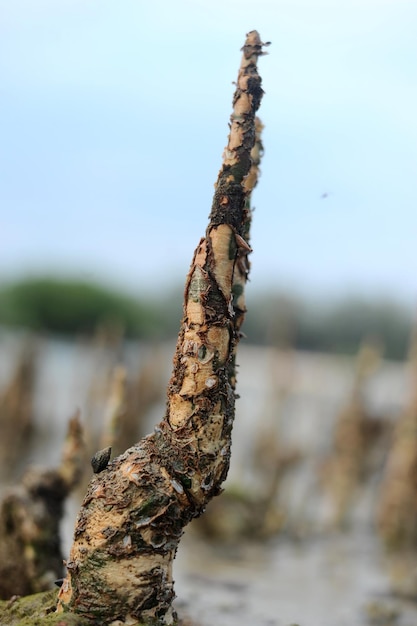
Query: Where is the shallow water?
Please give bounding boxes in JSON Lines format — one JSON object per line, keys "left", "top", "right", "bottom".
{"left": 175, "top": 531, "right": 415, "bottom": 626}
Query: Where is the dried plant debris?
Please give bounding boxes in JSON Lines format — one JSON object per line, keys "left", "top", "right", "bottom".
{"left": 0, "top": 412, "right": 85, "bottom": 599}
{"left": 0, "top": 339, "right": 37, "bottom": 481}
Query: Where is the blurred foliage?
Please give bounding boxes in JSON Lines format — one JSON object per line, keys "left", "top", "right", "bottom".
{"left": 244, "top": 291, "right": 413, "bottom": 360}
{"left": 0, "top": 277, "right": 176, "bottom": 339}
{"left": 0, "top": 276, "right": 413, "bottom": 359}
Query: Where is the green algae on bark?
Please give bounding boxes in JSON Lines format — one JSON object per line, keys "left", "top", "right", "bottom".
{"left": 0, "top": 589, "right": 89, "bottom": 626}
{"left": 0, "top": 590, "right": 192, "bottom": 626}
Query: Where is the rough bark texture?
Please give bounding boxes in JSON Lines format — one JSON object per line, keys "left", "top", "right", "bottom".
{"left": 57, "top": 31, "right": 267, "bottom": 625}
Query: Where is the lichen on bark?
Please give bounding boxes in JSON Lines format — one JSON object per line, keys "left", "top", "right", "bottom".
{"left": 57, "top": 30, "right": 267, "bottom": 625}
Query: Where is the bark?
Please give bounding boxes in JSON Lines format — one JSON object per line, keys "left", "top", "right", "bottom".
{"left": 57, "top": 31, "right": 267, "bottom": 625}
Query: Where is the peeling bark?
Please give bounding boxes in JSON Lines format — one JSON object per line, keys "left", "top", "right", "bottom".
{"left": 57, "top": 31, "right": 267, "bottom": 625}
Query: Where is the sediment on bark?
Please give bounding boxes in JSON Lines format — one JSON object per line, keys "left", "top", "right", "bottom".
{"left": 56, "top": 31, "right": 267, "bottom": 625}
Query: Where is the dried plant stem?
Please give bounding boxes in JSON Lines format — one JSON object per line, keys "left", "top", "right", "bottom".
{"left": 0, "top": 339, "right": 36, "bottom": 481}
{"left": 378, "top": 326, "right": 417, "bottom": 549}
{"left": 57, "top": 31, "right": 267, "bottom": 625}
{"left": 322, "top": 340, "right": 383, "bottom": 528}
{"left": 0, "top": 412, "right": 85, "bottom": 599}
{"left": 100, "top": 364, "right": 128, "bottom": 451}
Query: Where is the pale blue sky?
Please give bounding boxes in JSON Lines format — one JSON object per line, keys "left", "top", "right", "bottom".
{"left": 1, "top": 0, "right": 416, "bottom": 305}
